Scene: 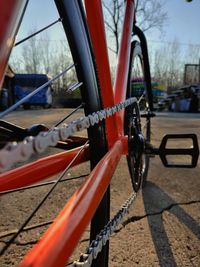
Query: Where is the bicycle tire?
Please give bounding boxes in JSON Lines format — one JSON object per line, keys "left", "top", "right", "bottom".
{"left": 125, "top": 40, "right": 152, "bottom": 192}
{"left": 55, "top": 1, "right": 110, "bottom": 267}
{"left": 0, "top": 1, "right": 109, "bottom": 267}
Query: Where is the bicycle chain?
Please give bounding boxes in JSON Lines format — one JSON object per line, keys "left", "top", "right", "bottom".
{"left": 0, "top": 97, "right": 137, "bottom": 172}
{"left": 69, "top": 191, "right": 137, "bottom": 267}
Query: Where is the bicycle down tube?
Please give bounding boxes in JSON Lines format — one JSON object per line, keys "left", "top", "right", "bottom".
{"left": 1, "top": 0, "right": 199, "bottom": 266}
{"left": 0, "top": 0, "right": 143, "bottom": 267}
{"left": 15, "top": 1, "right": 135, "bottom": 266}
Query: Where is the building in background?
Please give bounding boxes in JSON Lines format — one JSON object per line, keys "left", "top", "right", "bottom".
{"left": 184, "top": 62, "right": 200, "bottom": 85}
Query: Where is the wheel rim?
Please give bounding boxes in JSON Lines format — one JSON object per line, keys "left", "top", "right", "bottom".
{"left": 125, "top": 41, "right": 151, "bottom": 192}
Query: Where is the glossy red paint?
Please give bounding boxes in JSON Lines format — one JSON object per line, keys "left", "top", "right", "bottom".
{"left": 0, "top": 1, "right": 135, "bottom": 265}
{"left": 0, "top": 146, "right": 89, "bottom": 192}
{"left": 84, "top": 0, "right": 119, "bottom": 147}
{"left": 85, "top": 0, "right": 134, "bottom": 145}
{"left": 19, "top": 139, "right": 124, "bottom": 267}
{"left": 114, "top": 0, "right": 135, "bottom": 135}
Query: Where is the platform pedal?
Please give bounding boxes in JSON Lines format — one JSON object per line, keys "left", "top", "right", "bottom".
{"left": 158, "top": 134, "right": 199, "bottom": 168}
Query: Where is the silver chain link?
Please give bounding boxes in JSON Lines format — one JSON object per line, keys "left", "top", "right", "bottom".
{"left": 0, "top": 97, "right": 137, "bottom": 172}
{"left": 0, "top": 97, "right": 138, "bottom": 265}
{"left": 69, "top": 192, "right": 137, "bottom": 267}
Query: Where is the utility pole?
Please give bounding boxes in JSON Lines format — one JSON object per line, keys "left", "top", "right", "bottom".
{"left": 199, "top": 58, "right": 200, "bottom": 84}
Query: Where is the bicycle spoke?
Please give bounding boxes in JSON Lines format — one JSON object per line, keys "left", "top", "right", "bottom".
{"left": 0, "top": 174, "right": 88, "bottom": 195}
{"left": 0, "top": 0, "right": 152, "bottom": 265}
{"left": 66, "top": 81, "right": 83, "bottom": 94}
{"left": 0, "top": 141, "right": 89, "bottom": 256}
{"left": 0, "top": 64, "right": 75, "bottom": 119}
{"left": 54, "top": 103, "right": 84, "bottom": 127}
{"left": 138, "top": 93, "right": 145, "bottom": 105}
{"left": 14, "top": 18, "right": 62, "bottom": 47}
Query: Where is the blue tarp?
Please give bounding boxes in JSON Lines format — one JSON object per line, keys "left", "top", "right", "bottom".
{"left": 14, "top": 74, "right": 51, "bottom": 105}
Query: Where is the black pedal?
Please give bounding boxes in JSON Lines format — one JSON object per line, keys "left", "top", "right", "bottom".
{"left": 140, "top": 111, "right": 156, "bottom": 118}
{"left": 158, "top": 134, "right": 199, "bottom": 168}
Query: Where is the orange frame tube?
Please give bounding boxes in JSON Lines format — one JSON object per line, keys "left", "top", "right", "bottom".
{"left": 114, "top": 0, "right": 135, "bottom": 134}
{"left": 85, "top": 0, "right": 119, "bottom": 148}
{"left": 17, "top": 0, "right": 134, "bottom": 264}
{"left": 0, "top": 145, "right": 89, "bottom": 192}
{"left": 19, "top": 139, "right": 124, "bottom": 267}
{"left": 85, "top": 0, "right": 134, "bottom": 142}
{"left": 0, "top": 0, "right": 135, "bottom": 266}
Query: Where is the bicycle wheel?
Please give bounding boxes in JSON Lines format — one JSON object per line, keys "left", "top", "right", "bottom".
{"left": 0, "top": 1, "right": 109, "bottom": 266}
{"left": 55, "top": 0, "right": 108, "bottom": 165}
{"left": 55, "top": 2, "right": 110, "bottom": 267}
{"left": 125, "top": 39, "right": 153, "bottom": 192}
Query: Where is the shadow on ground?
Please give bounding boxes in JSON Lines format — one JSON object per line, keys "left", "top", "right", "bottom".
{"left": 142, "top": 181, "right": 200, "bottom": 266}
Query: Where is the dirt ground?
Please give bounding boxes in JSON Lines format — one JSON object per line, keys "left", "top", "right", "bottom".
{"left": 0, "top": 109, "right": 200, "bottom": 267}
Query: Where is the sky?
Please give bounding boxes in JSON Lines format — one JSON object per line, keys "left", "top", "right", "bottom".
{"left": 16, "top": 0, "right": 200, "bottom": 43}
{"left": 15, "top": 0, "right": 65, "bottom": 43}
{"left": 146, "top": 0, "right": 200, "bottom": 47}
{"left": 13, "top": 0, "right": 200, "bottom": 66}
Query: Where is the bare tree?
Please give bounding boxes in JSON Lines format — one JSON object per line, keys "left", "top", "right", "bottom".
{"left": 185, "top": 44, "right": 200, "bottom": 65}
{"left": 103, "top": 0, "right": 168, "bottom": 55}
{"left": 40, "top": 33, "right": 52, "bottom": 74}
{"left": 167, "top": 41, "right": 182, "bottom": 88}
{"left": 103, "top": 0, "right": 123, "bottom": 55}
{"left": 135, "top": 0, "right": 167, "bottom": 32}
{"left": 21, "top": 29, "right": 43, "bottom": 73}
{"left": 153, "top": 40, "right": 183, "bottom": 89}
{"left": 14, "top": 31, "right": 54, "bottom": 75}
{"left": 153, "top": 47, "right": 168, "bottom": 85}
{"left": 9, "top": 53, "right": 24, "bottom": 73}
{"left": 10, "top": 32, "right": 78, "bottom": 94}
{"left": 49, "top": 40, "right": 77, "bottom": 94}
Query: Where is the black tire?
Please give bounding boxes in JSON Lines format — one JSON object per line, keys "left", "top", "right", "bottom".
{"left": 43, "top": 104, "right": 51, "bottom": 109}
{"left": 55, "top": 1, "right": 109, "bottom": 267}
{"left": 125, "top": 40, "right": 152, "bottom": 192}
{"left": 0, "top": 2, "right": 109, "bottom": 266}
{"left": 23, "top": 104, "right": 30, "bottom": 110}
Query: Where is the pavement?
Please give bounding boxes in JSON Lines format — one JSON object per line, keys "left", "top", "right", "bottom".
{"left": 0, "top": 109, "right": 199, "bottom": 266}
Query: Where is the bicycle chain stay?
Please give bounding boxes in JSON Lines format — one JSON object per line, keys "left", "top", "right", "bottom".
{"left": 70, "top": 191, "right": 137, "bottom": 267}
{"left": 0, "top": 97, "right": 137, "bottom": 172}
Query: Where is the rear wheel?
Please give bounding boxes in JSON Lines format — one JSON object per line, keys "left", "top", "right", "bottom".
{"left": 0, "top": 1, "right": 109, "bottom": 266}
{"left": 55, "top": 2, "right": 109, "bottom": 266}
{"left": 125, "top": 40, "right": 152, "bottom": 192}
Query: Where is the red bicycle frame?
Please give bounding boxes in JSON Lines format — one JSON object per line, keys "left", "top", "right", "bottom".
{"left": 0, "top": 1, "right": 135, "bottom": 266}
{"left": 85, "top": 0, "right": 134, "bottom": 144}
{"left": 0, "top": 0, "right": 27, "bottom": 88}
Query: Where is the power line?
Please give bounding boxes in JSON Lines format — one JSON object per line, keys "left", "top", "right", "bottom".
{"left": 148, "top": 39, "right": 200, "bottom": 47}
{"left": 14, "top": 37, "right": 200, "bottom": 47}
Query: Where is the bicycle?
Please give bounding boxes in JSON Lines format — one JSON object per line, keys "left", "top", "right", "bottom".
{"left": 0, "top": 1, "right": 199, "bottom": 267}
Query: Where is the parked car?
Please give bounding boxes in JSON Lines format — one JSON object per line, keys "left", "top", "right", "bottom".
{"left": 175, "top": 85, "right": 200, "bottom": 112}
{"left": 157, "top": 98, "right": 172, "bottom": 111}
{"left": 14, "top": 74, "right": 52, "bottom": 109}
